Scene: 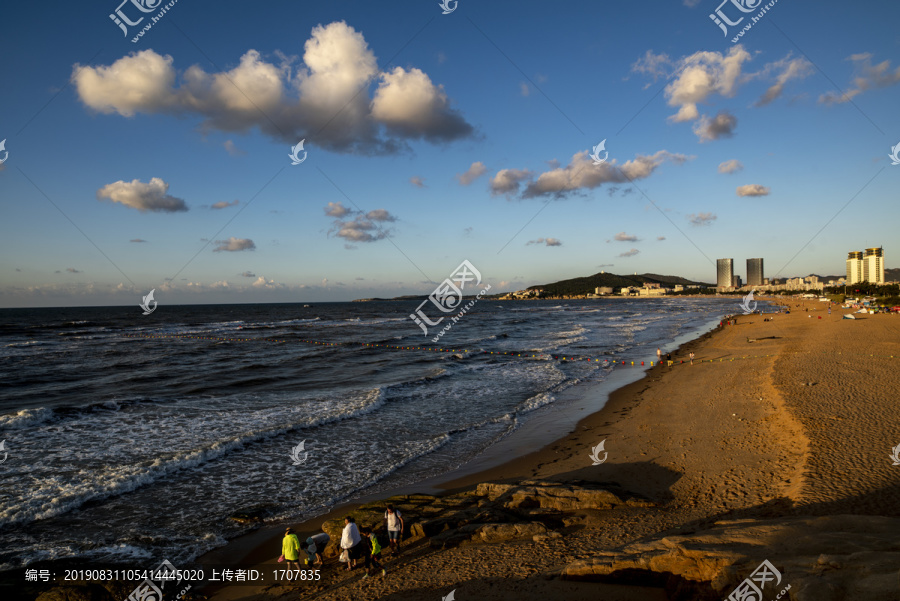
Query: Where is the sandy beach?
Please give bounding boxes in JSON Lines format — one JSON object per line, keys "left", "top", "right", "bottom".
{"left": 199, "top": 298, "right": 900, "bottom": 601}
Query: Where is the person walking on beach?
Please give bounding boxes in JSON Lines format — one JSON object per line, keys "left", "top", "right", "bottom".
{"left": 666, "top": 352, "right": 672, "bottom": 366}
{"left": 281, "top": 527, "right": 302, "bottom": 578}
{"left": 358, "top": 527, "right": 386, "bottom": 578}
{"left": 656, "top": 347, "right": 662, "bottom": 361}
{"left": 689, "top": 351, "right": 694, "bottom": 365}
{"left": 341, "top": 516, "right": 362, "bottom": 571}
{"left": 383, "top": 504, "right": 405, "bottom": 555}
{"left": 305, "top": 532, "right": 330, "bottom": 566}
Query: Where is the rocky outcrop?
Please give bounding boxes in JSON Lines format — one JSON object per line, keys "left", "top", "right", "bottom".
{"left": 551, "top": 514, "right": 900, "bottom": 601}
{"left": 475, "top": 480, "right": 652, "bottom": 511}
{"left": 323, "top": 480, "right": 651, "bottom": 551}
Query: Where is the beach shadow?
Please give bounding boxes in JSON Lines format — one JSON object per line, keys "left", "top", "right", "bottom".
{"left": 538, "top": 461, "right": 683, "bottom": 503}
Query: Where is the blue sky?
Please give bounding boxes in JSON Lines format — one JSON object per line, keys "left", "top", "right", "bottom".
{"left": 1, "top": 0, "right": 898, "bottom": 307}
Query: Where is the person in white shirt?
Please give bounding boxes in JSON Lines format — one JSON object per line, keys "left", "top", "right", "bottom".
{"left": 383, "top": 504, "right": 405, "bottom": 555}
{"left": 340, "top": 516, "right": 362, "bottom": 571}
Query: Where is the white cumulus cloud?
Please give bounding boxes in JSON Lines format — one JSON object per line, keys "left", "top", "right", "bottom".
{"left": 736, "top": 184, "right": 770, "bottom": 197}
{"left": 72, "top": 22, "right": 474, "bottom": 154}
{"left": 96, "top": 177, "right": 188, "bottom": 212}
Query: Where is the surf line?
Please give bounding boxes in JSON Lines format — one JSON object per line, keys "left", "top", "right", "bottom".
{"left": 117, "top": 334, "right": 823, "bottom": 366}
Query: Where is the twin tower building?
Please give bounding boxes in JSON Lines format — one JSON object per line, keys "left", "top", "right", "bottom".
{"left": 716, "top": 258, "right": 764, "bottom": 289}
{"left": 846, "top": 247, "right": 885, "bottom": 285}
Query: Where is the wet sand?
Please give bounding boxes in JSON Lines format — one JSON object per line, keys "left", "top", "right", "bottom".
{"left": 203, "top": 298, "right": 900, "bottom": 600}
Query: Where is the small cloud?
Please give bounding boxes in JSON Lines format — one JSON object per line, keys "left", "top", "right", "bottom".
{"left": 456, "top": 161, "right": 487, "bottom": 186}
{"left": 687, "top": 212, "right": 717, "bottom": 226}
{"left": 683, "top": 0, "right": 702, "bottom": 6}
{"left": 344, "top": 243, "right": 357, "bottom": 250}
{"left": 597, "top": 263, "right": 614, "bottom": 268}
{"left": 15, "top": 268, "right": 22, "bottom": 272}
{"left": 463, "top": 226, "right": 473, "bottom": 238}
{"left": 819, "top": 53, "right": 900, "bottom": 105}
{"left": 693, "top": 111, "right": 737, "bottom": 142}
{"left": 718, "top": 159, "right": 743, "bottom": 174}
{"left": 736, "top": 184, "right": 770, "bottom": 197}
{"left": 324, "top": 202, "right": 352, "bottom": 218}
{"left": 489, "top": 168, "right": 533, "bottom": 196}
{"left": 211, "top": 199, "right": 240, "bottom": 210}
{"left": 130, "top": 238, "right": 148, "bottom": 243}
{"left": 613, "top": 232, "right": 639, "bottom": 242}
{"left": 437, "top": 51, "right": 447, "bottom": 64}
{"left": 55, "top": 270, "right": 61, "bottom": 273}
{"left": 66, "top": 267, "right": 82, "bottom": 273}
{"left": 223, "top": 139, "right": 246, "bottom": 156}
{"left": 331, "top": 215, "right": 390, "bottom": 243}
{"left": 366, "top": 209, "right": 396, "bottom": 222}
{"left": 355, "top": 277, "right": 365, "bottom": 280}
{"left": 519, "top": 82, "right": 530, "bottom": 97}
{"left": 252, "top": 276, "right": 282, "bottom": 289}
{"left": 618, "top": 249, "right": 640, "bottom": 258}
{"left": 755, "top": 57, "right": 813, "bottom": 106}
{"left": 97, "top": 177, "right": 188, "bottom": 213}
{"left": 239, "top": 271, "right": 256, "bottom": 278}
{"left": 527, "top": 237, "right": 562, "bottom": 247}
{"left": 213, "top": 237, "right": 256, "bottom": 252}
{"left": 409, "top": 176, "right": 426, "bottom": 188}
{"left": 657, "top": 236, "right": 666, "bottom": 241}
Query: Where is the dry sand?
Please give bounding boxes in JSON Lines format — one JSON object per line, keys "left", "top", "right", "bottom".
{"left": 204, "top": 298, "right": 900, "bottom": 600}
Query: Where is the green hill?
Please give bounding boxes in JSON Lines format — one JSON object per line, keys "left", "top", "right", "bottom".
{"left": 526, "top": 272, "right": 711, "bottom": 297}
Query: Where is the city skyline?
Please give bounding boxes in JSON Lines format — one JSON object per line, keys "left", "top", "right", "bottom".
{"left": 1, "top": 0, "right": 899, "bottom": 307}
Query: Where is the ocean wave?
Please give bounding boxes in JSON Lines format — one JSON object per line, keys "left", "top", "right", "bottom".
{"left": 0, "top": 407, "right": 56, "bottom": 430}
{"left": 0, "top": 390, "right": 386, "bottom": 528}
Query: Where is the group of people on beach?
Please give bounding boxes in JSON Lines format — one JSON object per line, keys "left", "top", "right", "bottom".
{"left": 656, "top": 347, "right": 695, "bottom": 366}
{"left": 280, "top": 503, "right": 405, "bottom": 580}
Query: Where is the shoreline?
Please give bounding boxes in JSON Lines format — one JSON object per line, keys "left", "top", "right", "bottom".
{"left": 194, "top": 312, "right": 733, "bottom": 593}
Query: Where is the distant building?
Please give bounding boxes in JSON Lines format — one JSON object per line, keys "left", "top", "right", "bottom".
{"left": 717, "top": 258, "right": 734, "bottom": 288}
{"left": 594, "top": 286, "right": 613, "bottom": 295}
{"left": 674, "top": 285, "right": 684, "bottom": 292}
{"left": 643, "top": 282, "right": 661, "bottom": 289}
{"left": 763, "top": 278, "right": 770, "bottom": 285}
{"left": 747, "top": 258, "right": 764, "bottom": 286}
{"left": 863, "top": 247, "right": 885, "bottom": 284}
{"left": 846, "top": 251, "right": 864, "bottom": 284}
{"left": 732, "top": 275, "right": 742, "bottom": 288}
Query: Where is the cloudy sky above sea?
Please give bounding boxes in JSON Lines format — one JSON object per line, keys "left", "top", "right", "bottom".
{"left": 1, "top": 0, "right": 898, "bottom": 306}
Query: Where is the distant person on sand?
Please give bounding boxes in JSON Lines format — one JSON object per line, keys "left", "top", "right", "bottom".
{"left": 656, "top": 347, "right": 662, "bottom": 360}
{"left": 358, "top": 526, "right": 386, "bottom": 578}
{"left": 282, "top": 527, "right": 301, "bottom": 578}
{"left": 384, "top": 504, "right": 405, "bottom": 555}
{"left": 305, "top": 532, "right": 330, "bottom": 566}
{"left": 341, "top": 516, "right": 362, "bottom": 571}
{"left": 689, "top": 351, "right": 694, "bottom": 365}
{"left": 666, "top": 352, "right": 672, "bottom": 366}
